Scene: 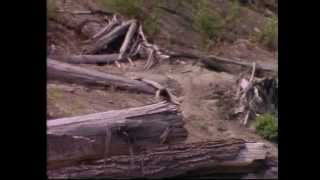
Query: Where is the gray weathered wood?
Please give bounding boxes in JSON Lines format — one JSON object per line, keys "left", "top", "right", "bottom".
{"left": 52, "top": 54, "right": 121, "bottom": 64}
{"left": 118, "top": 20, "right": 138, "bottom": 60}
{"left": 165, "top": 50, "right": 276, "bottom": 77}
{"left": 91, "top": 15, "right": 120, "bottom": 41}
{"left": 47, "top": 101, "right": 187, "bottom": 169}
{"left": 48, "top": 138, "right": 268, "bottom": 179}
{"left": 203, "top": 55, "right": 276, "bottom": 77}
{"left": 47, "top": 58, "right": 156, "bottom": 94}
{"left": 84, "top": 20, "right": 134, "bottom": 54}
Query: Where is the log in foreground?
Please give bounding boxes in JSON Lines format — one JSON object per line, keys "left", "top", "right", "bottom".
{"left": 48, "top": 138, "right": 268, "bottom": 179}
{"left": 47, "top": 58, "right": 156, "bottom": 94}
{"left": 47, "top": 101, "right": 187, "bottom": 168}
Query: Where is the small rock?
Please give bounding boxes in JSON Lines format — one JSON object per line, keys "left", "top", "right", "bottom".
{"left": 254, "top": 27, "right": 261, "bottom": 33}
{"left": 180, "top": 61, "right": 186, "bottom": 65}
{"left": 66, "top": 87, "right": 75, "bottom": 93}
{"left": 265, "top": 9, "right": 274, "bottom": 17}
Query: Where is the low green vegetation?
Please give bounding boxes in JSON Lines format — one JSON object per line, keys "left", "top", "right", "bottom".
{"left": 100, "top": 0, "right": 144, "bottom": 18}
{"left": 47, "top": 0, "right": 57, "bottom": 19}
{"left": 258, "top": 15, "right": 278, "bottom": 50}
{"left": 226, "top": 0, "right": 241, "bottom": 23}
{"left": 254, "top": 113, "right": 278, "bottom": 141}
{"left": 100, "top": 0, "right": 160, "bottom": 36}
{"left": 142, "top": 11, "right": 160, "bottom": 36}
{"left": 192, "top": 0, "right": 224, "bottom": 50}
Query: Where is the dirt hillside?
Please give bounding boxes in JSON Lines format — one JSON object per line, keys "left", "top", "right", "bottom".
{"left": 47, "top": 0, "right": 278, "bottom": 178}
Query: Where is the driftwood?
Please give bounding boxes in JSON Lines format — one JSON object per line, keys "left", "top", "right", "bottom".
{"left": 165, "top": 50, "right": 276, "bottom": 77}
{"left": 47, "top": 101, "right": 187, "bottom": 169}
{"left": 52, "top": 54, "right": 120, "bottom": 65}
{"left": 234, "top": 75, "right": 278, "bottom": 126}
{"left": 48, "top": 138, "right": 269, "bottom": 179}
{"left": 202, "top": 55, "right": 276, "bottom": 77}
{"left": 47, "top": 59, "right": 180, "bottom": 103}
{"left": 90, "top": 15, "right": 120, "bottom": 42}
{"left": 84, "top": 20, "right": 134, "bottom": 54}
{"left": 47, "top": 58, "right": 156, "bottom": 94}
{"left": 118, "top": 20, "right": 138, "bottom": 60}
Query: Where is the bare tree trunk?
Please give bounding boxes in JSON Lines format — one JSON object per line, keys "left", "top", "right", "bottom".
{"left": 48, "top": 138, "right": 268, "bottom": 179}
{"left": 47, "top": 58, "right": 156, "bottom": 94}
{"left": 47, "top": 101, "right": 187, "bottom": 169}
{"left": 118, "top": 20, "right": 138, "bottom": 60}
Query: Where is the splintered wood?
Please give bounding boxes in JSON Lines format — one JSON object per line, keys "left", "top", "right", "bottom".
{"left": 59, "top": 14, "right": 169, "bottom": 70}
{"left": 233, "top": 63, "right": 278, "bottom": 125}
{"left": 47, "top": 101, "right": 187, "bottom": 168}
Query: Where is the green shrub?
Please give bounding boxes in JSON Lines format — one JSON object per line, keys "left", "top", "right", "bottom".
{"left": 255, "top": 113, "right": 278, "bottom": 141}
{"left": 143, "top": 12, "right": 160, "bottom": 36}
{"left": 100, "top": 0, "right": 160, "bottom": 36}
{"left": 226, "top": 0, "right": 241, "bottom": 22}
{"left": 100, "top": 0, "right": 144, "bottom": 18}
{"left": 192, "top": 0, "right": 224, "bottom": 49}
{"left": 259, "top": 15, "right": 278, "bottom": 50}
{"left": 47, "top": 0, "right": 57, "bottom": 19}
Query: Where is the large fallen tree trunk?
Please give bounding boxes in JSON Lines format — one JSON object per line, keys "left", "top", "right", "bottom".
{"left": 51, "top": 54, "right": 121, "bottom": 65}
{"left": 48, "top": 138, "right": 269, "bottom": 179}
{"left": 47, "top": 58, "right": 156, "bottom": 94}
{"left": 166, "top": 50, "right": 277, "bottom": 77}
{"left": 47, "top": 101, "right": 187, "bottom": 169}
{"left": 202, "top": 55, "right": 277, "bottom": 77}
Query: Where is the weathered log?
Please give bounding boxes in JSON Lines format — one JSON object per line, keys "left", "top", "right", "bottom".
{"left": 165, "top": 50, "right": 276, "bottom": 77}
{"left": 52, "top": 54, "right": 121, "bottom": 65}
{"left": 118, "top": 20, "right": 138, "bottom": 60}
{"left": 84, "top": 20, "right": 134, "bottom": 54}
{"left": 47, "top": 101, "right": 187, "bottom": 169}
{"left": 202, "top": 55, "right": 276, "bottom": 77}
{"left": 47, "top": 58, "right": 156, "bottom": 94}
{"left": 48, "top": 138, "right": 269, "bottom": 179}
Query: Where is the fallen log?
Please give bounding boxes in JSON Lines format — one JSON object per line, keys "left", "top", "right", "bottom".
{"left": 47, "top": 59, "right": 180, "bottom": 102}
{"left": 47, "top": 101, "right": 187, "bottom": 169}
{"left": 47, "top": 138, "right": 269, "bottom": 179}
{"left": 202, "top": 55, "right": 277, "bottom": 77}
{"left": 47, "top": 58, "right": 156, "bottom": 94}
{"left": 51, "top": 54, "right": 121, "bottom": 65}
{"left": 165, "top": 50, "right": 276, "bottom": 77}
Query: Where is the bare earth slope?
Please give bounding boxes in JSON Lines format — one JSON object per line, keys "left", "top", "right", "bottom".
{"left": 47, "top": 0, "right": 277, "bottom": 178}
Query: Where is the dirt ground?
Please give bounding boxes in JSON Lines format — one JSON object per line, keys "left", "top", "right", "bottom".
{"left": 47, "top": 0, "right": 278, "bottom": 160}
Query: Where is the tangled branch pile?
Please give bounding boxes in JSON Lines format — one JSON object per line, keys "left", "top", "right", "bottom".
{"left": 55, "top": 14, "right": 170, "bottom": 70}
